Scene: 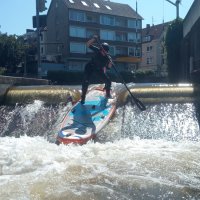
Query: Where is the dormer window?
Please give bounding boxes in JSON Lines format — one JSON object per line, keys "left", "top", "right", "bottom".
{"left": 81, "top": 1, "right": 88, "bottom": 6}
{"left": 94, "top": 3, "right": 100, "bottom": 8}
{"left": 105, "top": 5, "right": 112, "bottom": 10}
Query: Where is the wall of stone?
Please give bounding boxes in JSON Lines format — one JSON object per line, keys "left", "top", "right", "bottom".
{"left": 0, "top": 75, "right": 49, "bottom": 86}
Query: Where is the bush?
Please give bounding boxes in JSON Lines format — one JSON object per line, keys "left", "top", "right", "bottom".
{"left": 166, "top": 19, "right": 183, "bottom": 82}
{"left": 134, "top": 70, "right": 155, "bottom": 82}
{"left": 0, "top": 67, "right": 6, "bottom": 75}
{"left": 47, "top": 70, "right": 137, "bottom": 85}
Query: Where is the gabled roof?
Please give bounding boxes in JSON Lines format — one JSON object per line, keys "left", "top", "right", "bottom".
{"left": 142, "top": 22, "right": 170, "bottom": 40}
{"left": 63, "top": 0, "right": 143, "bottom": 19}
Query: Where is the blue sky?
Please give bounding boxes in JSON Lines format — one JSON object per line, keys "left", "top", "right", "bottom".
{"left": 0, "top": 0, "right": 194, "bottom": 35}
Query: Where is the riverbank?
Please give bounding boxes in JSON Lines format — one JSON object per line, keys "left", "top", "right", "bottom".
{"left": 0, "top": 75, "right": 49, "bottom": 104}
{"left": 0, "top": 75, "right": 49, "bottom": 85}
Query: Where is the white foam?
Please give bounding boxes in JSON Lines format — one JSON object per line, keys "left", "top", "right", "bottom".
{"left": 0, "top": 136, "right": 200, "bottom": 199}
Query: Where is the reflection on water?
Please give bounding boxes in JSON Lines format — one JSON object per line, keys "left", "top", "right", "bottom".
{"left": 0, "top": 100, "right": 200, "bottom": 199}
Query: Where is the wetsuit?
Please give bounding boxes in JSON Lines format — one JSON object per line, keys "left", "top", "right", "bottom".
{"left": 81, "top": 44, "right": 112, "bottom": 101}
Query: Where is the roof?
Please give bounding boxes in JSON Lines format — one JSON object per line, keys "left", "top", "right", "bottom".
{"left": 142, "top": 22, "right": 170, "bottom": 40}
{"left": 63, "top": 0, "right": 143, "bottom": 19}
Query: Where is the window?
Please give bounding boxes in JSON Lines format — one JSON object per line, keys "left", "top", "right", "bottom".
{"left": 128, "top": 19, "right": 136, "bottom": 28}
{"left": 70, "top": 42, "right": 86, "bottom": 53}
{"left": 70, "top": 26, "right": 85, "bottom": 38}
{"left": 116, "top": 47, "right": 127, "bottom": 56}
{"left": 109, "top": 46, "right": 115, "bottom": 56}
{"left": 136, "top": 20, "right": 142, "bottom": 29}
{"left": 147, "top": 57, "right": 153, "bottom": 64}
{"left": 94, "top": 3, "right": 100, "bottom": 8}
{"left": 86, "top": 14, "right": 98, "bottom": 23}
{"left": 143, "top": 35, "right": 151, "bottom": 42}
{"left": 69, "top": 10, "right": 85, "bottom": 22}
{"left": 147, "top": 46, "right": 153, "bottom": 52}
{"left": 128, "top": 32, "right": 136, "bottom": 42}
{"left": 116, "top": 32, "right": 127, "bottom": 41}
{"left": 81, "top": 1, "right": 88, "bottom": 6}
{"left": 100, "top": 15, "right": 115, "bottom": 26}
{"left": 136, "top": 33, "right": 141, "bottom": 42}
{"left": 115, "top": 18, "right": 126, "bottom": 27}
{"left": 128, "top": 47, "right": 135, "bottom": 56}
{"left": 135, "top": 47, "right": 141, "bottom": 57}
{"left": 86, "top": 29, "right": 98, "bottom": 38}
{"left": 100, "top": 30, "right": 115, "bottom": 41}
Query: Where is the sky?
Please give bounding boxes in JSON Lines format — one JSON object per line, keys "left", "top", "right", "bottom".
{"left": 0, "top": 0, "right": 194, "bottom": 35}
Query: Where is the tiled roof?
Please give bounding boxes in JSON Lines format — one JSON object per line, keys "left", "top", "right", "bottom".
{"left": 63, "top": 0, "right": 143, "bottom": 19}
{"left": 142, "top": 22, "right": 170, "bottom": 40}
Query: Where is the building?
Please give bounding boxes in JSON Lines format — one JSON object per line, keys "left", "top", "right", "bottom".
{"left": 181, "top": 0, "right": 200, "bottom": 82}
{"left": 140, "top": 23, "right": 169, "bottom": 77}
{"left": 44, "top": 0, "right": 143, "bottom": 74}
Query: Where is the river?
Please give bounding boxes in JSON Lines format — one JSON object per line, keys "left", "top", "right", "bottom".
{"left": 0, "top": 98, "right": 200, "bottom": 199}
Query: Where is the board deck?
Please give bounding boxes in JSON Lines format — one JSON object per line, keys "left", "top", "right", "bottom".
{"left": 56, "top": 87, "right": 116, "bottom": 145}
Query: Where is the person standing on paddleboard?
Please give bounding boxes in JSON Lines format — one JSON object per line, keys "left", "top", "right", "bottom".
{"left": 81, "top": 35, "right": 113, "bottom": 104}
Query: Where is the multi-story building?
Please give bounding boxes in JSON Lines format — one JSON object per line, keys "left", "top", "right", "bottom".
{"left": 45, "top": 0, "right": 143, "bottom": 73}
{"left": 182, "top": 0, "right": 200, "bottom": 82}
{"left": 140, "top": 23, "right": 169, "bottom": 77}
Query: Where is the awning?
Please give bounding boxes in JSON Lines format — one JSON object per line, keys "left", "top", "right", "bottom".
{"left": 115, "top": 57, "right": 142, "bottom": 63}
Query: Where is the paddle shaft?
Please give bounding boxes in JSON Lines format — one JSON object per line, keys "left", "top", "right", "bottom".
{"left": 95, "top": 39, "right": 146, "bottom": 111}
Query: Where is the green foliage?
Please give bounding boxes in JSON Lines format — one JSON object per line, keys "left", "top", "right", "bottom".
{"left": 0, "top": 67, "right": 6, "bottom": 75}
{"left": 134, "top": 70, "right": 158, "bottom": 82}
{"left": 165, "top": 19, "right": 183, "bottom": 82}
{"left": 0, "top": 34, "right": 25, "bottom": 73}
{"left": 0, "top": 34, "right": 21, "bottom": 72}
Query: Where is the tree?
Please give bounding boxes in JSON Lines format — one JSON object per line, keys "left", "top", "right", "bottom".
{"left": 0, "top": 34, "right": 24, "bottom": 73}
{"left": 165, "top": 19, "right": 183, "bottom": 82}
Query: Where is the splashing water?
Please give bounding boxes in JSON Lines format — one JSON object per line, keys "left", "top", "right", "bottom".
{"left": 0, "top": 137, "right": 200, "bottom": 200}
{"left": 0, "top": 100, "right": 200, "bottom": 199}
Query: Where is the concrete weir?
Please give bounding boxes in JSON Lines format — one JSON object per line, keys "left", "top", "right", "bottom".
{"left": 3, "top": 85, "right": 81, "bottom": 105}
{"left": 0, "top": 83, "right": 200, "bottom": 105}
{"left": 117, "top": 83, "right": 200, "bottom": 104}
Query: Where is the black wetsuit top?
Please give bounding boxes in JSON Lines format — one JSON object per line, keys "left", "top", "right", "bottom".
{"left": 89, "top": 45, "right": 111, "bottom": 70}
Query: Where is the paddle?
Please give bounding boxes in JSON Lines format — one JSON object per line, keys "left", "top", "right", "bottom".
{"left": 95, "top": 38, "right": 146, "bottom": 111}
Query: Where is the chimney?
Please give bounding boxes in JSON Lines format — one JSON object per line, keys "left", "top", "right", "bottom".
{"left": 146, "top": 24, "right": 150, "bottom": 29}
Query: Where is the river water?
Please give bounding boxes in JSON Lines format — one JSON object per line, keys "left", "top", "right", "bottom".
{"left": 0, "top": 100, "right": 200, "bottom": 199}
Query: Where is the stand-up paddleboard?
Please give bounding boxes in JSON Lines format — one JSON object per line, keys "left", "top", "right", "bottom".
{"left": 56, "top": 87, "right": 116, "bottom": 145}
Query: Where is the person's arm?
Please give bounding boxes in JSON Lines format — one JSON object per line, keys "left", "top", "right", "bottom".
{"left": 86, "top": 38, "right": 95, "bottom": 48}
{"left": 86, "top": 35, "right": 98, "bottom": 48}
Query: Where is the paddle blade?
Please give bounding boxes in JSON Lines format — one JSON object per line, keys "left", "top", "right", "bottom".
{"left": 133, "top": 97, "right": 146, "bottom": 111}
{"left": 129, "top": 93, "right": 146, "bottom": 111}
